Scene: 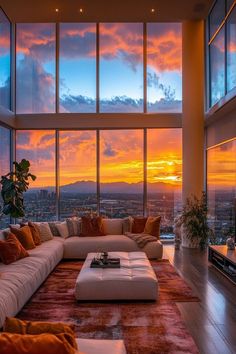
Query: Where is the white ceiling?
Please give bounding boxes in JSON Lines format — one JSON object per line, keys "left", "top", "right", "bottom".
{"left": 0, "top": 0, "right": 214, "bottom": 23}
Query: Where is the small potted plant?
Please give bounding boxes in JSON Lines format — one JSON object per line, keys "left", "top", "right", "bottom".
{"left": 177, "top": 192, "right": 214, "bottom": 250}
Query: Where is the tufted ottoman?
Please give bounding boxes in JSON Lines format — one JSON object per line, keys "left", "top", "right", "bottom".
{"left": 75, "top": 251, "right": 158, "bottom": 301}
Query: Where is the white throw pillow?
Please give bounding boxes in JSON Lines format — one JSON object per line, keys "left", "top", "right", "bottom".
{"left": 56, "top": 221, "right": 70, "bottom": 239}
{"left": 36, "top": 222, "right": 54, "bottom": 242}
{"left": 102, "top": 219, "right": 123, "bottom": 235}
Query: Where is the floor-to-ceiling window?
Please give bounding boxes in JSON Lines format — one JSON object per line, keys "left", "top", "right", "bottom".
{"left": 59, "top": 23, "right": 96, "bottom": 113}
{"left": 0, "top": 125, "right": 11, "bottom": 228}
{"left": 16, "top": 24, "right": 56, "bottom": 113}
{"left": 16, "top": 130, "right": 56, "bottom": 221}
{"left": 147, "top": 129, "right": 182, "bottom": 237}
{"left": 100, "top": 23, "right": 143, "bottom": 112}
{"left": 14, "top": 22, "right": 182, "bottom": 114}
{"left": 59, "top": 131, "right": 97, "bottom": 218}
{"left": 0, "top": 8, "right": 11, "bottom": 110}
{"left": 207, "top": 138, "right": 236, "bottom": 244}
{"left": 14, "top": 128, "right": 182, "bottom": 238}
{"left": 208, "top": 0, "right": 236, "bottom": 107}
{"left": 147, "top": 23, "right": 182, "bottom": 112}
{"left": 100, "top": 130, "right": 144, "bottom": 217}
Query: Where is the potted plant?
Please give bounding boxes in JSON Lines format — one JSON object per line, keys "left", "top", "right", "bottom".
{"left": 0, "top": 159, "right": 36, "bottom": 219}
{"left": 177, "top": 192, "right": 214, "bottom": 250}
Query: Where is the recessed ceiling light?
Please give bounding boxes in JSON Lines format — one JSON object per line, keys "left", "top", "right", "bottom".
{"left": 79, "top": 8, "right": 83, "bottom": 14}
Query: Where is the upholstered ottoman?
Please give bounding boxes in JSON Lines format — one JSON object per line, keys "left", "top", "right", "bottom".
{"left": 75, "top": 251, "right": 158, "bottom": 301}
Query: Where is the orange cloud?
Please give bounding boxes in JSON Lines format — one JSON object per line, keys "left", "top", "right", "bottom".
{"left": 16, "top": 130, "right": 56, "bottom": 188}
{"left": 59, "top": 131, "right": 96, "bottom": 185}
{"left": 147, "top": 129, "right": 182, "bottom": 186}
{"left": 15, "top": 129, "right": 184, "bottom": 188}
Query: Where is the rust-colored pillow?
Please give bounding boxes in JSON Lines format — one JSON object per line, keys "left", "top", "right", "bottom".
{"left": 28, "top": 221, "right": 42, "bottom": 245}
{"left": 4, "top": 317, "right": 77, "bottom": 350}
{"left": 10, "top": 225, "right": 36, "bottom": 250}
{"left": 144, "top": 216, "right": 161, "bottom": 239}
{"left": 132, "top": 217, "right": 148, "bottom": 233}
{"left": 0, "top": 332, "right": 77, "bottom": 354}
{"left": 0, "top": 234, "right": 29, "bottom": 265}
{"left": 80, "top": 216, "right": 105, "bottom": 237}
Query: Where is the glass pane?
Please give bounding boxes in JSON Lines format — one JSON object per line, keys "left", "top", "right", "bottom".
{"left": 0, "top": 9, "right": 11, "bottom": 110}
{"left": 100, "top": 23, "right": 143, "bottom": 112}
{"left": 147, "top": 129, "right": 182, "bottom": 239}
{"left": 59, "top": 23, "right": 96, "bottom": 113}
{"left": 16, "top": 24, "right": 56, "bottom": 113}
{"left": 210, "top": 28, "right": 225, "bottom": 106}
{"left": 59, "top": 131, "right": 97, "bottom": 218}
{"left": 147, "top": 23, "right": 182, "bottom": 113}
{"left": 209, "top": 0, "right": 225, "bottom": 39}
{"left": 0, "top": 126, "right": 11, "bottom": 228}
{"left": 100, "top": 130, "right": 143, "bottom": 217}
{"left": 227, "top": 6, "right": 236, "bottom": 92}
{"left": 16, "top": 130, "right": 56, "bottom": 221}
{"left": 207, "top": 139, "right": 236, "bottom": 244}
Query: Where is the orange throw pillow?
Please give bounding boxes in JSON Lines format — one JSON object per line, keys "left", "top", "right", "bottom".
{"left": 28, "top": 221, "right": 42, "bottom": 245}
{"left": 80, "top": 216, "right": 105, "bottom": 236}
{"left": 0, "top": 332, "right": 77, "bottom": 354}
{"left": 144, "top": 216, "right": 161, "bottom": 239}
{"left": 0, "top": 234, "right": 29, "bottom": 265}
{"left": 4, "top": 317, "right": 77, "bottom": 350}
{"left": 132, "top": 217, "right": 148, "bottom": 233}
{"left": 10, "top": 225, "right": 36, "bottom": 250}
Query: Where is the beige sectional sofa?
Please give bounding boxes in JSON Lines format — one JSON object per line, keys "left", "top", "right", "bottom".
{"left": 0, "top": 218, "right": 163, "bottom": 329}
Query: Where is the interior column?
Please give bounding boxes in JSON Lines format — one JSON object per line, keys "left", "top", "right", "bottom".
{"left": 182, "top": 20, "right": 205, "bottom": 247}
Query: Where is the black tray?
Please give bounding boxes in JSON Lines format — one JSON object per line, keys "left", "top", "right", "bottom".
{"left": 90, "top": 258, "right": 120, "bottom": 268}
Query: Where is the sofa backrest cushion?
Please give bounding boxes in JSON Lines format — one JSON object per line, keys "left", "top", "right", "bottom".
{"left": 0, "top": 332, "right": 78, "bottom": 354}
{"left": 102, "top": 219, "right": 123, "bottom": 235}
{"left": 10, "top": 226, "right": 36, "bottom": 250}
{"left": 0, "top": 233, "right": 29, "bottom": 264}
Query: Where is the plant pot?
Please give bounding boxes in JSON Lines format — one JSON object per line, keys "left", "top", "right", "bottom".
{"left": 181, "top": 225, "right": 200, "bottom": 249}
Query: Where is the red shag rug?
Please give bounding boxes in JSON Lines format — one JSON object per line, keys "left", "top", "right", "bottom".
{"left": 17, "top": 260, "right": 200, "bottom": 354}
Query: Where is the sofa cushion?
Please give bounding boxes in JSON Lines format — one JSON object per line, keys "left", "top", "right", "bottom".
{"left": 80, "top": 216, "right": 105, "bottom": 237}
{"left": 66, "top": 218, "right": 81, "bottom": 236}
{"left": 34, "top": 223, "right": 54, "bottom": 242}
{"left": 48, "top": 222, "right": 61, "bottom": 237}
{"left": 28, "top": 222, "right": 42, "bottom": 245}
{"left": 0, "top": 238, "right": 64, "bottom": 328}
{"left": 10, "top": 226, "right": 36, "bottom": 250}
{"left": 63, "top": 235, "right": 163, "bottom": 260}
{"left": 56, "top": 222, "right": 70, "bottom": 239}
{"left": 0, "top": 332, "right": 77, "bottom": 354}
{"left": 132, "top": 217, "right": 148, "bottom": 233}
{"left": 0, "top": 234, "right": 29, "bottom": 265}
{"left": 102, "top": 218, "right": 123, "bottom": 235}
{"left": 122, "top": 217, "right": 132, "bottom": 234}
{"left": 144, "top": 216, "right": 161, "bottom": 239}
{"left": 4, "top": 317, "right": 77, "bottom": 349}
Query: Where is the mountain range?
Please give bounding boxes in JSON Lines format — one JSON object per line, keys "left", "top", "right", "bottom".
{"left": 31, "top": 180, "right": 181, "bottom": 194}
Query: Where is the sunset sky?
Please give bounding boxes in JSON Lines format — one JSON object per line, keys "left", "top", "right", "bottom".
{"left": 15, "top": 22, "right": 182, "bottom": 113}
{"left": 16, "top": 129, "right": 183, "bottom": 189}
{"left": 207, "top": 139, "right": 236, "bottom": 189}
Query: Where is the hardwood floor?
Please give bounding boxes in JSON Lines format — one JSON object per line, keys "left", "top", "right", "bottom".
{"left": 163, "top": 245, "right": 236, "bottom": 354}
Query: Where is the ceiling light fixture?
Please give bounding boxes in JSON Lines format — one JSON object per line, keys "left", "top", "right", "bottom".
{"left": 151, "top": 8, "right": 155, "bottom": 13}
{"left": 79, "top": 8, "right": 83, "bottom": 14}
{"left": 55, "top": 8, "right": 59, "bottom": 12}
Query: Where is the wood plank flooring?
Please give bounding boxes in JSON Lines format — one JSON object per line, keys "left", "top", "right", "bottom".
{"left": 163, "top": 245, "right": 236, "bottom": 354}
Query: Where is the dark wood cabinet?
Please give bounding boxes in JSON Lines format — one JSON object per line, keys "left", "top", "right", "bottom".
{"left": 208, "top": 245, "right": 236, "bottom": 285}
